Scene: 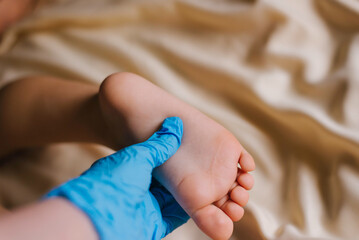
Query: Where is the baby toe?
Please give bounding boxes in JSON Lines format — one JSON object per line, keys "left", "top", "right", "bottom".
{"left": 214, "top": 194, "right": 229, "bottom": 208}
{"left": 230, "top": 186, "right": 249, "bottom": 207}
{"left": 222, "top": 200, "right": 244, "bottom": 222}
{"left": 239, "top": 150, "right": 255, "bottom": 172}
{"left": 237, "top": 170, "right": 254, "bottom": 190}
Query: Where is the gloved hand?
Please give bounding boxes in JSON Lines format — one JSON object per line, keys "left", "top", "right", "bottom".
{"left": 44, "top": 117, "right": 189, "bottom": 240}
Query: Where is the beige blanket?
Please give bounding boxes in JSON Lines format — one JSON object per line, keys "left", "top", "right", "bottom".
{"left": 0, "top": 0, "right": 358, "bottom": 239}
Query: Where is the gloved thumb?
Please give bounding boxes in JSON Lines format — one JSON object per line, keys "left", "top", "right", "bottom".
{"left": 136, "top": 116, "right": 183, "bottom": 168}
{"left": 102, "top": 116, "right": 183, "bottom": 201}
{"left": 86, "top": 116, "right": 183, "bottom": 179}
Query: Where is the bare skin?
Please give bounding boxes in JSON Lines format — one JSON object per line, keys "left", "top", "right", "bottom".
{"left": 0, "top": 198, "right": 98, "bottom": 240}
{"left": 0, "top": 73, "right": 255, "bottom": 239}
{"left": 0, "top": 0, "right": 38, "bottom": 35}
{"left": 0, "top": 76, "right": 108, "bottom": 157}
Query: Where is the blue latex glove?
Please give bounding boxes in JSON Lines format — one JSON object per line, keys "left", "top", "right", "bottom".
{"left": 44, "top": 117, "right": 189, "bottom": 240}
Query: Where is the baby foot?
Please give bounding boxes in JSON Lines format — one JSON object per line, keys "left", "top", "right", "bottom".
{"left": 99, "top": 73, "right": 255, "bottom": 240}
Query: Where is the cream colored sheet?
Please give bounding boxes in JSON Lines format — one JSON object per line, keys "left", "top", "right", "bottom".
{"left": 0, "top": 0, "right": 359, "bottom": 239}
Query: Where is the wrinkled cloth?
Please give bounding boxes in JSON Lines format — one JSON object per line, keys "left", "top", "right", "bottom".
{"left": 0, "top": 0, "right": 358, "bottom": 239}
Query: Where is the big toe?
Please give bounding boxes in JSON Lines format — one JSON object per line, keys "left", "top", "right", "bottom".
{"left": 192, "top": 204, "right": 233, "bottom": 240}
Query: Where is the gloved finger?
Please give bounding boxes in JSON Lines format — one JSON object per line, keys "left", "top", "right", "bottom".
{"left": 134, "top": 116, "right": 183, "bottom": 168}
{"left": 150, "top": 179, "right": 189, "bottom": 234}
{"left": 149, "top": 178, "right": 169, "bottom": 209}
{"left": 162, "top": 201, "right": 190, "bottom": 235}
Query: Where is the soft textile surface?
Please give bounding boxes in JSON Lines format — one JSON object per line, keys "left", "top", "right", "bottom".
{"left": 0, "top": 0, "right": 358, "bottom": 239}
